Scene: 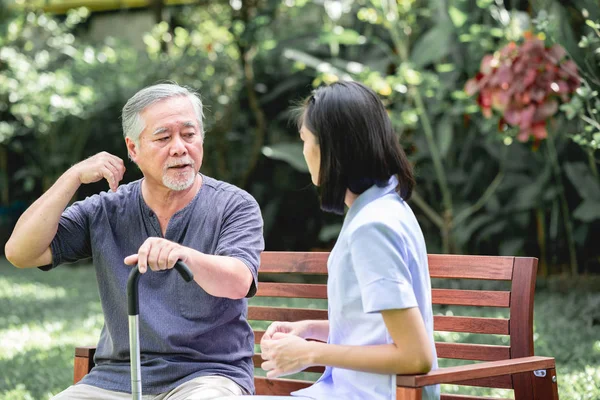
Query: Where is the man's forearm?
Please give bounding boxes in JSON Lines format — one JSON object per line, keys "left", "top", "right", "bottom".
{"left": 186, "top": 251, "right": 254, "bottom": 299}
{"left": 5, "top": 169, "right": 81, "bottom": 268}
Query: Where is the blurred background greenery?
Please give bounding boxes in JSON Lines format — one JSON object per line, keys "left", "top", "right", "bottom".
{"left": 0, "top": 0, "right": 599, "bottom": 398}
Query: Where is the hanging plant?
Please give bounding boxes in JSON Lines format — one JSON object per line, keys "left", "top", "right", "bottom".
{"left": 464, "top": 32, "right": 581, "bottom": 142}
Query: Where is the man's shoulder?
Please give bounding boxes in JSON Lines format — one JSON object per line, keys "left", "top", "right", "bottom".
{"left": 201, "top": 175, "right": 257, "bottom": 206}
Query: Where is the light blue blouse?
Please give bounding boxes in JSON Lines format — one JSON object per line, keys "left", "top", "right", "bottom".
{"left": 292, "top": 177, "right": 439, "bottom": 400}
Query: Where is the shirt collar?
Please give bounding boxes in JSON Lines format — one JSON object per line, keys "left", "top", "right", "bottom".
{"left": 344, "top": 175, "right": 399, "bottom": 223}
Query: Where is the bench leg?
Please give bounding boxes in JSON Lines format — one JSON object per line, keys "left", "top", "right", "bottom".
{"left": 513, "top": 368, "right": 559, "bottom": 400}
{"left": 532, "top": 367, "right": 559, "bottom": 400}
{"left": 396, "top": 387, "right": 422, "bottom": 400}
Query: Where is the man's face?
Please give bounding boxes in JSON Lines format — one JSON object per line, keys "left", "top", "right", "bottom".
{"left": 126, "top": 96, "right": 203, "bottom": 191}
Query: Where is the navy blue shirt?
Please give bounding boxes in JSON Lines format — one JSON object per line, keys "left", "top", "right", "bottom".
{"left": 45, "top": 175, "right": 264, "bottom": 394}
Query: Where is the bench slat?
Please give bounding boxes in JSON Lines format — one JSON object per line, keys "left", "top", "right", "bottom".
{"left": 253, "top": 354, "right": 325, "bottom": 373}
{"left": 254, "top": 315, "right": 509, "bottom": 345}
{"left": 428, "top": 255, "right": 514, "bottom": 281}
{"left": 452, "top": 374, "right": 513, "bottom": 389}
{"left": 249, "top": 306, "right": 327, "bottom": 321}
{"left": 259, "top": 253, "right": 515, "bottom": 280}
{"left": 433, "top": 289, "right": 510, "bottom": 307}
{"left": 254, "top": 288, "right": 511, "bottom": 307}
{"left": 260, "top": 252, "right": 328, "bottom": 274}
{"left": 434, "top": 316, "right": 509, "bottom": 335}
{"left": 256, "top": 283, "right": 327, "bottom": 298}
{"left": 436, "top": 343, "right": 511, "bottom": 361}
{"left": 440, "top": 395, "right": 511, "bottom": 400}
{"left": 254, "top": 377, "right": 313, "bottom": 395}
{"left": 251, "top": 358, "right": 512, "bottom": 388}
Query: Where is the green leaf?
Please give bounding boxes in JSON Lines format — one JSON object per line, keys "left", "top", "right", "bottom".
{"left": 512, "top": 166, "right": 552, "bottom": 211}
{"left": 262, "top": 142, "right": 308, "bottom": 173}
{"left": 454, "top": 214, "right": 494, "bottom": 246}
{"left": 448, "top": 6, "right": 467, "bottom": 28}
{"left": 436, "top": 114, "right": 453, "bottom": 159}
{"left": 564, "top": 162, "right": 600, "bottom": 201}
{"left": 573, "top": 200, "right": 600, "bottom": 222}
{"left": 409, "top": 22, "right": 454, "bottom": 68}
{"left": 319, "top": 28, "right": 366, "bottom": 46}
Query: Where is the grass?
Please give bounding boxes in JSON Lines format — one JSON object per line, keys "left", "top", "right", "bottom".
{"left": 0, "top": 258, "right": 598, "bottom": 399}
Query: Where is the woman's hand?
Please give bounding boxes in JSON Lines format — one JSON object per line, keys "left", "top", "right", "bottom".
{"left": 262, "top": 320, "right": 311, "bottom": 341}
{"left": 260, "top": 332, "right": 315, "bottom": 379}
{"left": 262, "top": 320, "right": 329, "bottom": 345}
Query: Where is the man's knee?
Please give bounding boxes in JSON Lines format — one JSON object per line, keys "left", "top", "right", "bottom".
{"left": 51, "top": 384, "right": 129, "bottom": 400}
{"left": 172, "top": 375, "right": 245, "bottom": 400}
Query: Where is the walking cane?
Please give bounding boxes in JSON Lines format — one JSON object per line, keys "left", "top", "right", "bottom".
{"left": 127, "top": 261, "right": 194, "bottom": 400}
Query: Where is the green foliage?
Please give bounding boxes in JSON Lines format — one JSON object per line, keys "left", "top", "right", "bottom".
{"left": 0, "top": 259, "right": 598, "bottom": 399}
{"left": 258, "top": 0, "right": 600, "bottom": 273}
{"left": 0, "top": 6, "right": 147, "bottom": 196}
{"left": 1, "top": 0, "right": 599, "bottom": 271}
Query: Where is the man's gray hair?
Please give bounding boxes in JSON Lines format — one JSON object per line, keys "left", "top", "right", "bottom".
{"left": 121, "top": 83, "right": 205, "bottom": 145}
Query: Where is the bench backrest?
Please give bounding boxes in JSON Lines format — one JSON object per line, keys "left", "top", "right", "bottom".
{"left": 251, "top": 252, "right": 538, "bottom": 397}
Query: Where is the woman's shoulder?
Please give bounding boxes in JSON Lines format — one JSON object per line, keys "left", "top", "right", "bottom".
{"left": 347, "top": 194, "right": 421, "bottom": 239}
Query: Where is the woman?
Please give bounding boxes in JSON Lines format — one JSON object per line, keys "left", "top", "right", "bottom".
{"left": 227, "top": 81, "right": 439, "bottom": 400}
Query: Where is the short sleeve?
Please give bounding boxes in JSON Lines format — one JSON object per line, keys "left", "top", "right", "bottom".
{"left": 215, "top": 194, "right": 264, "bottom": 297}
{"left": 349, "top": 221, "right": 418, "bottom": 313}
{"left": 44, "top": 199, "right": 93, "bottom": 271}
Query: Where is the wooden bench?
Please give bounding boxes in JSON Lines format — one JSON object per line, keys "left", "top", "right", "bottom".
{"left": 74, "top": 252, "right": 559, "bottom": 399}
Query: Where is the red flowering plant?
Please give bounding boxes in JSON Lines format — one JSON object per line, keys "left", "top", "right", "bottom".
{"left": 465, "top": 32, "right": 581, "bottom": 142}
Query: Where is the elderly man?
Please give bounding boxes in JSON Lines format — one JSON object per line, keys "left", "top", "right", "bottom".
{"left": 5, "top": 83, "right": 264, "bottom": 399}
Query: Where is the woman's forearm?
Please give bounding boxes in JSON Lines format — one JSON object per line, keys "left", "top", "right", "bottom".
{"left": 305, "top": 320, "right": 330, "bottom": 342}
{"left": 307, "top": 341, "right": 432, "bottom": 375}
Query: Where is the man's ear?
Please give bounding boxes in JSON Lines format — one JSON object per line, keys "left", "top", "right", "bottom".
{"left": 125, "top": 137, "right": 138, "bottom": 162}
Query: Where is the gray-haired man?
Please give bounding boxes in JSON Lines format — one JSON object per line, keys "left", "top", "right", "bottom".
{"left": 5, "top": 83, "right": 264, "bottom": 399}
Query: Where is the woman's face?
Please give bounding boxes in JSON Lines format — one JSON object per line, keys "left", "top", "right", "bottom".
{"left": 300, "top": 124, "right": 321, "bottom": 186}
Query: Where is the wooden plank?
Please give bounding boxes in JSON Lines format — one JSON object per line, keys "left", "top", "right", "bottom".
{"left": 259, "top": 252, "right": 328, "bottom": 274}
{"left": 532, "top": 368, "right": 559, "bottom": 400}
{"left": 254, "top": 377, "right": 312, "bottom": 395}
{"left": 396, "top": 356, "right": 555, "bottom": 387}
{"left": 256, "top": 283, "right": 327, "bottom": 299}
{"left": 440, "top": 395, "right": 510, "bottom": 400}
{"left": 434, "top": 316, "right": 509, "bottom": 335}
{"left": 74, "top": 356, "right": 92, "bottom": 384}
{"left": 452, "top": 374, "right": 513, "bottom": 389}
{"left": 253, "top": 354, "right": 325, "bottom": 373}
{"left": 248, "top": 306, "right": 327, "bottom": 322}
{"left": 428, "top": 255, "right": 514, "bottom": 280}
{"left": 397, "top": 387, "right": 423, "bottom": 400}
{"left": 433, "top": 289, "right": 511, "bottom": 307}
{"left": 436, "top": 343, "right": 510, "bottom": 361}
{"left": 255, "top": 330, "right": 265, "bottom": 343}
{"left": 510, "top": 258, "right": 537, "bottom": 399}
{"left": 75, "top": 346, "right": 96, "bottom": 358}
{"left": 73, "top": 346, "right": 96, "bottom": 384}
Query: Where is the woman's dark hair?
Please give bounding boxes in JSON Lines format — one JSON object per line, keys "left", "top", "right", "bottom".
{"left": 299, "top": 80, "right": 414, "bottom": 215}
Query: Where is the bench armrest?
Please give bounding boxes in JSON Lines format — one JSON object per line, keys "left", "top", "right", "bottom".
{"left": 74, "top": 346, "right": 96, "bottom": 384}
{"left": 396, "top": 356, "right": 555, "bottom": 387}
